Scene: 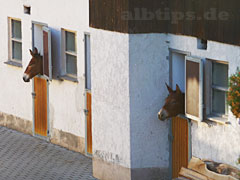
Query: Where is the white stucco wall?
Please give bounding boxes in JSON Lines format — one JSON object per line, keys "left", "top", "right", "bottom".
{"left": 0, "top": 0, "right": 90, "bottom": 138}
{"left": 1, "top": 0, "right": 239, "bottom": 171}
{"left": 168, "top": 34, "right": 240, "bottom": 167}
{"left": 91, "top": 29, "right": 131, "bottom": 167}
{"left": 91, "top": 32, "right": 170, "bottom": 170}
{"left": 129, "top": 34, "right": 170, "bottom": 169}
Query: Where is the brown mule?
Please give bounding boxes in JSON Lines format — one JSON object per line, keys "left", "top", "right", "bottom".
{"left": 158, "top": 83, "right": 185, "bottom": 121}
{"left": 23, "top": 48, "right": 43, "bottom": 82}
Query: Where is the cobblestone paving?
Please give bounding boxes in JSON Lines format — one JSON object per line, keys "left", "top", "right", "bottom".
{"left": 0, "top": 126, "right": 97, "bottom": 180}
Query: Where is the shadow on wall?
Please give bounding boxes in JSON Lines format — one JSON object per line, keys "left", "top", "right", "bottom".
{"left": 128, "top": 34, "right": 170, "bottom": 169}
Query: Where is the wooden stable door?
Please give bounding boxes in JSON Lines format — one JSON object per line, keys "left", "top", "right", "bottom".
{"left": 34, "top": 77, "right": 48, "bottom": 137}
{"left": 172, "top": 116, "right": 189, "bottom": 178}
{"left": 86, "top": 91, "right": 92, "bottom": 154}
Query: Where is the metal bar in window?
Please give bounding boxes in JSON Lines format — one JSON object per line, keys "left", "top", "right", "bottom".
{"left": 65, "top": 51, "right": 77, "bottom": 56}
{"left": 11, "top": 38, "right": 22, "bottom": 43}
{"left": 212, "top": 85, "right": 228, "bottom": 92}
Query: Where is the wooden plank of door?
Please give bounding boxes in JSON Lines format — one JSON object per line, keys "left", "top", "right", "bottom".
{"left": 87, "top": 91, "right": 92, "bottom": 154}
{"left": 34, "top": 77, "right": 48, "bottom": 137}
{"left": 172, "top": 116, "right": 189, "bottom": 178}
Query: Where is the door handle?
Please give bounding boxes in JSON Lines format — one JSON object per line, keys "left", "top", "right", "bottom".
{"left": 168, "top": 134, "right": 174, "bottom": 142}
{"left": 32, "top": 92, "right": 36, "bottom": 98}
{"left": 84, "top": 109, "right": 89, "bottom": 116}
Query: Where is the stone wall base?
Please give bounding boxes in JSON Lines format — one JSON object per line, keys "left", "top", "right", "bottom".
{"left": 93, "top": 157, "right": 169, "bottom": 180}
{"left": 0, "top": 112, "right": 85, "bottom": 154}
{"left": 0, "top": 112, "right": 32, "bottom": 135}
{"left": 50, "top": 128, "right": 85, "bottom": 154}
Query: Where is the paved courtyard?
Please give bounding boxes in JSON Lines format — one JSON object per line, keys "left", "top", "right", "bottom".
{"left": 0, "top": 126, "right": 97, "bottom": 180}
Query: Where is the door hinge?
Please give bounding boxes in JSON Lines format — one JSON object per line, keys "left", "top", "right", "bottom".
{"left": 84, "top": 109, "right": 89, "bottom": 116}
{"left": 32, "top": 92, "right": 36, "bottom": 98}
{"left": 168, "top": 134, "right": 174, "bottom": 142}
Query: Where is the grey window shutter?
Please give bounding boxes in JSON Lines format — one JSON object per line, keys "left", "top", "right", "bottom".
{"left": 185, "top": 56, "right": 204, "bottom": 121}
{"left": 43, "top": 26, "right": 52, "bottom": 80}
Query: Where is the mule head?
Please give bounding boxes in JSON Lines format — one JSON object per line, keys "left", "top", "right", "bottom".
{"left": 23, "top": 48, "right": 43, "bottom": 82}
{"left": 158, "top": 83, "right": 185, "bottom": 121}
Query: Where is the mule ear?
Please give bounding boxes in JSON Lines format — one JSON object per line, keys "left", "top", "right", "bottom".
{"left": 176, "top": 84, "right": 182, "bottom": 93}
{"left": 29, "top": 49, "right": 34, "bottom": 56}
{"left": 165, "top": 83, "right": 173, "bottom": 93}
{"left": 33, "top": 47, "right": 38, "bottom": 55}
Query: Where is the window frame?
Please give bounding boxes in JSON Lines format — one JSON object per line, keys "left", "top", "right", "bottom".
{"left": 210, "top": 60, "right": 229, "bottom": 117}
{"left": 205, "top": 59, "right": 229, "bottom": 123}
{"left": 8, "top": 17, "right": 22, "bottom": 65}
{"left": 61, "top": 28, "right": 77, "bottom": 80}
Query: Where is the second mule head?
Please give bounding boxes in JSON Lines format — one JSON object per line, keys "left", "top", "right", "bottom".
{"left": 23, "top": 48, "right": 43, "bottom": 82}
{"left": 158, "top": 83, "right": 185, "bottom": 121}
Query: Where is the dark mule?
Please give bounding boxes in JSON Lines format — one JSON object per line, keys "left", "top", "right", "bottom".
{"left": 158, "top": 83, "right": 185, "bottom": 121}
{"left": 23, "top": 48, "right": 43, "bottom": 82}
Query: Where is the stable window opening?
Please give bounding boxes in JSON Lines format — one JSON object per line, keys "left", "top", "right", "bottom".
{"left": 61, "top": 29, "right": 78, "bottom": 81}
{"left": 8, "top": 18, "right": 22, "bottom": 64}
{"left": 197, "top": 38, "right": 207, "bottom": 50}
{"left": 24, "top": 6, "right": 31, "bottom": 15}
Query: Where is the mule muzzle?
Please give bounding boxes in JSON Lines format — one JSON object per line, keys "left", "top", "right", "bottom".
{"left": 23, "top": 74, "right": 30, "bottom": 82}
{"left": 158, "top": 109, "right": 168, "bottom": 121}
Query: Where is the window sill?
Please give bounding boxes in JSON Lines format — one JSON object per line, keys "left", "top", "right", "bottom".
{"left": 58, "top": 75, "right": 78, "bottom": 83}
{"left": 207, "top": 114, "right": 229, "bottom": 125}
{"left": 4, "top": 60, "right": 22, "bottom": 68}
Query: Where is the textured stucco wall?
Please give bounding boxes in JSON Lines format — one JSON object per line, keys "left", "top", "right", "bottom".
{"left": 0, "top": 0, "right": 89, "bottom": 138}
{"left": 1, "top": 0, "right": 239, "bottom": 172}
{"left": 91, "top": 32, "right": 171, "bottom": 171}
{"left": 129, "top": 34, "right": 170, "bottom": 169}
{"left": 168, "top": 34, "right": 240, "bottom": 168}
{"left": 91, "top": 29, "right": 131, "bottom": 167}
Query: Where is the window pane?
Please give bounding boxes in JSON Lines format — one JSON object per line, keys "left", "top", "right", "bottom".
{"left": 66, "top": 54, "right": 77, "bottom": 75}
{"left": 212, "top": 62, "right": 228, "bottom": 87}
{"left": 12, "top": 20, "right": 22, "bottom": 39}
{"left": 212, "top": 89, "right": 227, "bottom": 114}
{"left": 65, "top": 31, "right": 75, "bottom": 52}
{"left": 12, "top": 41, "right": 22, "bottom": 60}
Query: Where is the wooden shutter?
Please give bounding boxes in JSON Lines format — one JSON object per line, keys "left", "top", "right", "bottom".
{"left": 43, "top": 26, "right": 52, "bottom": 80}
{"left": 185, "top": 56, "right": 203, "bottom": 121}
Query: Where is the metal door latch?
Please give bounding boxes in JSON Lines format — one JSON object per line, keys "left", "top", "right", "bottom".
{"left": 168, "top": 134, "right": 174, "bottom": 142}
{"left": 32, "top": 92, "right": 36, "bottom": 98}
{"left": 84, "top": 109, "right": 89, "bottom": 116}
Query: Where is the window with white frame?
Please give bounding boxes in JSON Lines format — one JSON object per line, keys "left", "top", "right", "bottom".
{"left": 184, "top": 57, "right": 229, "bottom": 123}
{"left": 9, "top": 18, "right": 22, "bottom": 62}
{"left": 203, "top": 59, "right": 229, "bottom": 122}
{"left": 62, "top": 29, "right": 77, "bottom": 77}
{"left": 211, "top": 62, "right": 228, "bottom": 116}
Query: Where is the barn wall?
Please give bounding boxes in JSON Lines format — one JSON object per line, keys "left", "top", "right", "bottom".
{"left": 129, "top": 34, "right": 170, "bottom": 179}
{"left": 90, "top": 29, "right": 131, "bottom": 179}
{"left": 0, "top": 0, "right": 89, "bottom": 151}
{"left": 0, "top": 0, "right": 33, "bottom": 122}
{"left": 168, "top": 34, "right": 240, "bottom": 168}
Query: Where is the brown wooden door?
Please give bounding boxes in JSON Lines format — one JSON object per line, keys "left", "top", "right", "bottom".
{"left": 86, "top": 91, "right": 92, "bottom": 154}
{"left": 172, "top": 116, "right": 189, "bottom": 178}
{"left": 34, "top": 77, "right": 48, "bottom": 137}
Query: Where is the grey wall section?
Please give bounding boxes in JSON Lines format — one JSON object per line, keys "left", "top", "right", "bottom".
{"left": 129, "top": 34, "right": 170, "bottom": 170}
{"left": 91, "top": 29, "right": 131, "bottom": 168}
{"left": 91, "top": 30, "right": 172, "bottom": 179}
